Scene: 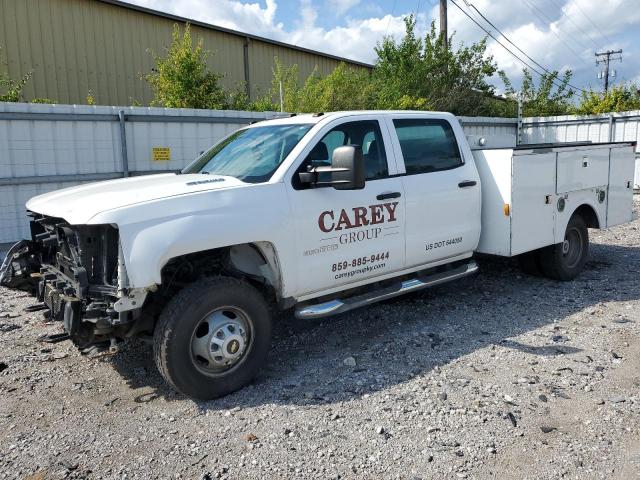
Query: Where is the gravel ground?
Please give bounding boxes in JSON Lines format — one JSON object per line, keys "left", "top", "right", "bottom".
{"left": 1, "top": 200, "right": 640, "bottom": 480}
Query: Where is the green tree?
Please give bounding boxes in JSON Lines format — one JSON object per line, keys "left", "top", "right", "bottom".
{"left": 267, "top": 57, "right": 302, "bottom": 112}
{"left": 576, "top": 84, "right": 640, "bottom": 114}
{"left": 145, "top": 23, "right": 227, "bottom": 109}
{"left": 499, "top": 68, "right": 575, "bottom": 117}
{"left": 372, "top": 16, "right": 498, "bottom": 115}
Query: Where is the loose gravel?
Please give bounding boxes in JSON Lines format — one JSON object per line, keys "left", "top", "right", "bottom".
{"left": 1, "top": 200, "right": 640, "bottom": 479}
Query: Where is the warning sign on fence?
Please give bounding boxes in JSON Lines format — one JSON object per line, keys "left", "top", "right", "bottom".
{"left": 152, "top": 147, "right": 171, "bottom": 161}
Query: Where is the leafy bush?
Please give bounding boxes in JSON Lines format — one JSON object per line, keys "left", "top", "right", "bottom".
{"left": 576, "top": 84, "right": 640, "bottom": 115}
{"left": 260, "top": 59, "right": 374, "bottom": 112}
{"left": 0, "top": 47, "right": 33, "bottom": 102}
{"left": 144, "top": 23, "right": 227, "bottom": 109}
{"left": 498, "top": 69, "right": 575, "bottom": 117}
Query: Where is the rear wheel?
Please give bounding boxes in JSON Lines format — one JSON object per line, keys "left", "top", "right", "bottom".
{"left": 153, "top": 276, "right": 272, "bottom": 400}
{"left": 538, "top": 214, "right": 589, "bottom": 281}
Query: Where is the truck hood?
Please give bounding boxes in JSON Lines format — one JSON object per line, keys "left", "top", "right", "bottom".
{"left": 26, "top": 173, "right": 246, "bottom": 224}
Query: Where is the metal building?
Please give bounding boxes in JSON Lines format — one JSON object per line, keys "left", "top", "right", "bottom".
{"left": 0, "top": 0, "right": 373, "bottom": 106}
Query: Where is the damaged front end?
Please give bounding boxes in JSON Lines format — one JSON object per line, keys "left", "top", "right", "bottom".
{"left": 0, "top": 213, "right": 148, "bottom": 349}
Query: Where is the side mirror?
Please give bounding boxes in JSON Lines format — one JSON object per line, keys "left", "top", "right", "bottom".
{"left": 298, "top": 145, "right": 365, "bottom": 190}
{"left": 330, "top": 145, "right": 365, "bottom": 190}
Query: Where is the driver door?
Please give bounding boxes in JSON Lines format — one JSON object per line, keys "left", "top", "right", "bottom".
{"left": 287, "top": 117, "right": 406, "bottom": 297}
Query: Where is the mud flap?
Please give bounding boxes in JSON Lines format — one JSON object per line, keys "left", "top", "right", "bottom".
{"left": 0, "top": 240, "right": 39, "bottom": 291}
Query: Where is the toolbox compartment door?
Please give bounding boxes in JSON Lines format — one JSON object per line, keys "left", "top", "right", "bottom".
{"left": 606, "top": 145, "right": 635, "bottom": 227}
{"left": 473, "top": 149, "right": 512, "bottom": 256}
{"left": 556, "top": 148, "right": 609, "bottom": 193}
{"left": 511, "top": 152, "right": 556, "bottom": 256}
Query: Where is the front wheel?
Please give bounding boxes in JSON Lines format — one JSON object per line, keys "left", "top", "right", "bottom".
{"left": 153, "top": 277, "right": 272, "bottom": 400}
{"left": 538, "top": 214, "right": 589, "bottom": 281}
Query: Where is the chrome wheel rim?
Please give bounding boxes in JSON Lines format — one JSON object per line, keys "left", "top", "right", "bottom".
{"left": 563, "top": 227, "right": 583, "bottom": 269}
{"left": 190, "top": 307, "right": 251, "bottom": 375}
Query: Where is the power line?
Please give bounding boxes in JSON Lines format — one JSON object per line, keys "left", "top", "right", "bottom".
{"left": 448, "top": 1, "right": 550, "bottom": 79}
{"left": 449, "top": 0, "right": 587, "bottom": 93}
{"left": 547, "top": 0, "right": 601, "bottom": 51}
{"left": 462, "top": 0, "right": 585, "bottom": 93}
{"left": 519, "top": 0, "right": 591, "bottom": 68}
{"left": 571, "top": 0, "right": 614, "bottom": 45}
{"left": 523, "top": 0, "right": 590, "bottom": 51}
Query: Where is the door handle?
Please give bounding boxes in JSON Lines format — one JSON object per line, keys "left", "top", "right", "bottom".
{"left": 458, "top": 180, "right": 477, "bottom": 188}
{"left": 376, "top": 192, "right": 401, "bottom": 200}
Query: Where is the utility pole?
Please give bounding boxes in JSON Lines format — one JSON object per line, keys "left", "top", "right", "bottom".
{"left": 595, "top": 49, "right": 622, "bottom": 94}
{"left": 440, "top": 0, "right": 447, "bottom": 46}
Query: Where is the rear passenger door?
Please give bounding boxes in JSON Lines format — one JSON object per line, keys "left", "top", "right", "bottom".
{"left": 386, "top": 116, "right": 481, "bottom": 269}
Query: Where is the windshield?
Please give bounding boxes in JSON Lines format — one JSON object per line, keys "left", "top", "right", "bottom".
{"left": 183, "top": 124, "right": 313, "bottom": 183}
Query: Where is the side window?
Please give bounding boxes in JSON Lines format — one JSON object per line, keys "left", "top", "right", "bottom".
{"left": 321, "top": 131, "right": 347, "bottom": 163}
{"left": 296, "top": 120, "right": 389, "bottom": 188}
{"left": 393, "top": 119, "right": 463, "bottom": 174}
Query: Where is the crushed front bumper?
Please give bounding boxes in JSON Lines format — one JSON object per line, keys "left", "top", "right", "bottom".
{"left": 0, "top": 217, "right": 145, "bottom": 347}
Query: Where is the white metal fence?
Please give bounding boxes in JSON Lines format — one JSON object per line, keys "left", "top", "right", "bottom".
{"left": 520, "top": 111, "right": 640, "bottom": 189}
{"left": 463, "top": 110, "right": 640, "bottom": 187}
{"left": 0, "top": 102, "right": 284, "bottom": 245}
{"left": 0, "top": 103, "right": 638, "bottom": 246}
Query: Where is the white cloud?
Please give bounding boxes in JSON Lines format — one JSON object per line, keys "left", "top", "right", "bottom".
{"left": 298, "top": 0, "right": 318, "bottom": 29}
{"left": 130, "top": 0, "right": 283, "bottom": 38}
{"left": 327, "top": 0, "right": 360, "bottom": 16}
{"left": 129, "top": 0, "right": 403, "bottom": 63}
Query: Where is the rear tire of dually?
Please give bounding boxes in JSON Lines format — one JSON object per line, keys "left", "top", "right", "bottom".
{"left": 538, "top": 214, "right": 589, "bottom": 281}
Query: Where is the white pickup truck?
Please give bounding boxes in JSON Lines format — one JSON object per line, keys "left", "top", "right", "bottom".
{"left": 1, "top": 111, "right": 635, "bottom": 399}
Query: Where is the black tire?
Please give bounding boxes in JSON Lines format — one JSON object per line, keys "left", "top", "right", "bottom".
{"left": 153, "top": 276, "right": 272, "bottom": 400}
{"left": 517, "top": 250, "right": 543, "bottom": 276}
{"left": 538, "top": 214, "right": 589, "bottom": 281}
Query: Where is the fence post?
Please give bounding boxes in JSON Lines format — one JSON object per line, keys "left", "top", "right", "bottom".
{"left": 608, "top": 113, "right": 615, "bottom": 143}
{"left": 118, "top": 110, "right": 130, "bottom": 177}
{"left": 516, "top": 93, "right": 523, "bottom": 146}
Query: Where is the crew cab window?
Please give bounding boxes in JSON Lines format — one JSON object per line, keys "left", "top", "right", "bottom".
{"left": 296, "top": 120, "right": 388, "bottom": 188}
{"left": 393, "top": 119, "right": 462, "bottom": 174}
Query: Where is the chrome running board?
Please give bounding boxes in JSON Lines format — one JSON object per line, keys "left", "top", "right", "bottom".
{"left": 295, "top": 260, "right": 478, "bottom": 320}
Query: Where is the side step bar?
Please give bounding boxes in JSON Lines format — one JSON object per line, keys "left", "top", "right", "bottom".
{"left": 295, "top": 260, "right": 478, "bottom": 320}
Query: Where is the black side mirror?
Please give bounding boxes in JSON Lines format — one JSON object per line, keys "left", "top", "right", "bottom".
{"left": 298, "top": 145, "right": 365, "bottom": 190}
{"left": 330, "top": 145, "right": 365, "bottom": 190}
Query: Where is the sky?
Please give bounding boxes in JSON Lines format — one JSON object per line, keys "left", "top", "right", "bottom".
{"left": 127, "top": 0, "right": 640, "bottom": 93}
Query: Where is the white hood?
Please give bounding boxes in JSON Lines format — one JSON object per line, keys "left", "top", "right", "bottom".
{"left": 26, "top": 173, "right": 245, "bottom": 224}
